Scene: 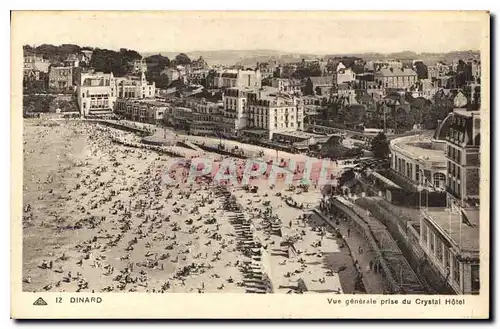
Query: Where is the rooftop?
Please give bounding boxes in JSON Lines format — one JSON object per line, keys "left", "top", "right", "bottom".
{"left": 273, "top": 131, "right": 326, "bottom": 139}
{"left": 376, "top": 68, "right": 418, "bottom": 77}
{"left": 391, "top": 133, "right": 447, "bottom": 162}
{"left": 309, "top": 76, "right": 334, "bottom": 86}
{"left": 424, "top": 208, "right": 479, "bottom": 252}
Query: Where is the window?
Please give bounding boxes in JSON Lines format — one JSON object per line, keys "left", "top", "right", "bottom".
{"left": 444, "top": 247, "right": 450, "bottom": 269}
{"left": 436, "top": 239, "right": 443, "bottom": 261}
{"left": 453, "top": 256, "right": 460, "bottom": 285}
{"left": 422, "top": 224, "right": 428, "bottom": 245}
{"left": 471, "top": 265, "right": 480, "bottom": 294}
{"left": 416, "top": 165, "right": 420, "bottom": 182}
{"left": 434, "top": 173, "right": 445, "bottom": 188}
{"left": 429, "top": 232, "right": 435, "bottom": 255}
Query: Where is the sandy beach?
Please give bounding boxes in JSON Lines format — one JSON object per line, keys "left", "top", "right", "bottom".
{"left": 22, "top": 119, "right": 364, "bottom": 294}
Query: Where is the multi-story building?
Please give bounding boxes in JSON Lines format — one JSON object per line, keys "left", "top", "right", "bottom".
{"left": 132, "top": 59, "right": 147, "bottom": 74}
{"left": 419, "top": 92, "right": 481, "bottom": 295}
{"left": 77, "top": 72, "right": 117, "bottom": 116}
{"left": 64, "top": 54, "right": 80, "bottom": 68}
{"left": 80, "top": 50, "right": 93, "bottom": 65}
{"left": 271, "top": 78, "right": 302, "bottom": 94}
{"left": 48, "top": 66, "right": 74, "bottom": 92}
{"left": 214, "top": 69, "right": 262, "bottom": 89}
{"left": 115, "top": 71, "right": 155, "bottom": 99}
{"left": 336, "top": 67, "right": 356, "bottom": 85}
{"left": 114, "top": 98, "right": 167, "bottom": 124}
{"left": 335, "top": 83, "right": 357, "bottom": 103}
{"left": 444, "top": 104, "right": 481, "bottom": 209}
{"left": 256, "top": 61, "right": 278, "bottom": 79}
{"left": 187, "top": 69, "right": 209, "bottom": 86}
{"left": 304, "top": 76, "right": 335, "bottom": 96}
{"left": 23, "top": 55, "right": 50, "bottom": 73}
{"left": 467, "top": 58, "right": 481, "bottom": 83}
{"left": 220, "top": 88, "right": 249, "bottom": 136}
{"left": 219, "top": 87, "right": 305, "bottom": 140}
{"left": 191, "top": 56, "right": 209, "bottom": 71}
{"left": 23, "top": 55, "right": 48, "bottom": 87}
{"left": 428, "top": 62, "right": 450, "bottom": 80}
{"left": 389, "top": 134, "right": 447, "bottom": 190}
{"left": 245, "top": 89, "right": 304, "bottom": 140}
{"left": 365, "top": 59, "right": 403, "bottom": 72}
{"left": 171, "top": 107, "right": 193, "bottom": 131}
{"left": 375, "top": 68, "right": 418, "bottom": 90}
{"left": 161, "top": 65, "right": 188, "bottom": 84}
{"left": 184, "top": 98, "right": 223, "bottom": 136}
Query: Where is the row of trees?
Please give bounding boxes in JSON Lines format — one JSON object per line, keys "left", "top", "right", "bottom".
{"left": 23, "top": 95, "right": 78, "bottom": 113}
{"left": 23, "top": 44, "right": 87, "bottom": 62}
{"left": 143, "top": 53, "right": 193, "bottom": 89}
{"left": 145, "top": 54, "right": 171, "bottom": 89}
{"left": 318, "top": 92, "right": 452, "bottom": 132}
{"left": 89, "top": 48, "right": 142, "bottom": 77}
{"left": 24, "top": 43, "right": 194, "bottom": 81}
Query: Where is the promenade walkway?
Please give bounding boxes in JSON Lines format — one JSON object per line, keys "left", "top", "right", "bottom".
{"left": 322, "top": 196, "right": 426, "bottom": 294}
{"left": 313, "top": 209, "right": 389, "bottom": 294}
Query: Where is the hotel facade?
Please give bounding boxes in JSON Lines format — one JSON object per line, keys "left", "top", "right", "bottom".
{"left": 419, "top": 93, "right": 481, "bottom": 295}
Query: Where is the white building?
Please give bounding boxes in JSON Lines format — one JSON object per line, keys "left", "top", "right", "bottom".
{"left": 115, "top": 98, "right": 167, "bottom": 124}
{"left": 214, "top": 69, "right": 262, "bottom": 89}
{"left": 389, "top": 134, "right": 447, "bottom": 190}
{"left": 246, "top": 90, "right": 304, "bottom": 139}
{"left": 218, "top": 87, "right": 304, "bottom": 140}
{"left": 184, "top": 98, "right": 223, "bottom": 136}
{"left": 419, "top": 102, "right": 481, "bottom": 295}
{"left": 115, "top": 71, "right": 155, "bottom": 99}
{"left": 336, "top": 67, "right": 356, "bottom": 85}
{"left": 77, "top": 72, "right": 117, "bottom": 116}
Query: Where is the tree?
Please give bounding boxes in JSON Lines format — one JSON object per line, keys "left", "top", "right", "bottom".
{"left": 145, "top": 54, "right": 170, "bottom": 71}
{"left": 273, "top": 67, "right": 281, "bottom": 78}
{"left": 394, "top": 107, "right": 414, "bottom": 131}
{"left": 414, "top": 61, "right": 429, "bottom": 80}
{"left": 341, "top": 104, "right": 365, "bottom": 127}
{"left": 261, "top": 77, "right": 272, "bottom": 87}
{"left": 145, "top": 54, "right": 171, "bottom": 89}
{"left": 174, "top": 53, "right": 191, "bottom": 66}
{"left": 371, "top": 132, "right": 390, "bottom": 159}
{"left": 338, "top": 169, "right": 355, "bottom": 186}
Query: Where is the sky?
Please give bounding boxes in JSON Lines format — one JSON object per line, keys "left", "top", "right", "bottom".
{"left": 13, "top": 11, "right": 488, "bottom": 55}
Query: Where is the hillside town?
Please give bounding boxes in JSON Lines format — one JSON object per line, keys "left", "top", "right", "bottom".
{"left": 22, "top": 44, "right": 481, "bottom": 296}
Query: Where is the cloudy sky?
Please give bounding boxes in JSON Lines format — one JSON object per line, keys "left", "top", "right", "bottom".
{"left": 13, "top": 11, "right": 488, "bottom": 54}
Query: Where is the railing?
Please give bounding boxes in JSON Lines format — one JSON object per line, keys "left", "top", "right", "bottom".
{"left": 327, "top": 197, "right": 426, "bottom": 294}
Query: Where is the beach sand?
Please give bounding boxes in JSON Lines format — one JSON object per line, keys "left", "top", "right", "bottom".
{"left": 22, "top": 119, "right": 361, "bottom": 294}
